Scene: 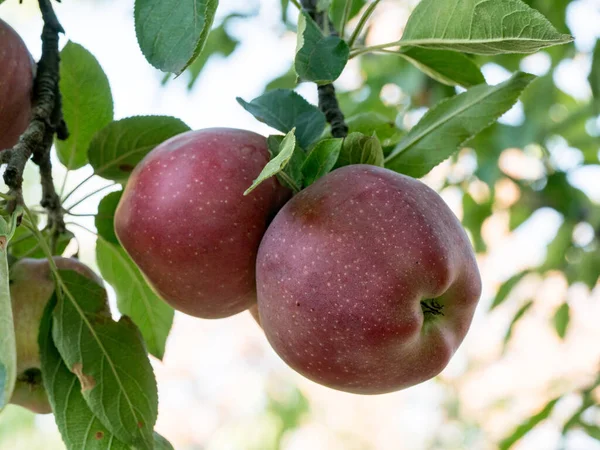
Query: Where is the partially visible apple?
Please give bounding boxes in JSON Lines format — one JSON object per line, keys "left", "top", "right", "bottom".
{"left": 9, "top": 257, "right": 104, "bottom": 414}
{"left": 115, "top": 128, "right": 290, "bottom": 319}
{"left": 256, "top": 165, "right": 482, "bottom": 394}
{"left": 249, "top": 304, "right": 261, "bottom": 327}
{"left": 0, "top": 18, "right": 34, "bottom": 151}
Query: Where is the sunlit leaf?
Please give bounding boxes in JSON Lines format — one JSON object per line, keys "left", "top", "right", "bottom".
{"left": 134, "top": 0, "right": 218, "bottom": 74}
{"left": 386, "top": 72, "right": 535, "bottom": 178}
{"left": 57, "top": 42, "right": 113, "bottom": 170}
{"left": 245, "top": 129, "right": 297, "bottom": 195}
{"left": 400, "top": 0, "right": 573, "bottom": 55}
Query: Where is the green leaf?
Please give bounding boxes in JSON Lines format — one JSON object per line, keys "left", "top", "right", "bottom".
{"left": 541, "top": 221, "right": 574, "bottom": 272}
{"left": 0, "top": 212, "right": 18, "bottom": 411}
{"left": 335, "top": 132, "right": 383, "bottom": 168}
{"left": 88, "top": 116, "right": 191, "bottom": 182}
{"left": 56, "top": 42, "right": 114, "bottom": 170}
{"left": 9, "top": 227, "right": 74, "bottom": 260}
{"left": 39, "top": 296, "right": 131, "bottom": 450}
{"left": 553, "top": 302, "right": 569, "bottom": 339}
{"left": 96, "top": 237, "right": 174, "bottom": 361}
{"left": 499, "top": 398, "right": 560, "bottom": 450}
{"left": 237, "top": 90, "right": 325, "bottom": 149}
{"left": 503, "top": 300, "right": 534, "bottom": 350}
{"left": 134, "top": 0, "right": 219, "bottom": 74}
{"left": 301, "top": 138, "right": 343, "bottom": 186}
{"left": 490, "top": 271, "right": 529, "bottom": 310}
{"left": 580, "top": 423, "right": 600, "bottom": 441}
{"left": 95, "top": 191, "right": 122, "bottom": 246}
{"left": 396, "top": 47, "right": 485, "bottom": 88}
{"left": 52, "top": 271, "right": 158, "bottom": 448}
{"left": 245, "top": 129, "right": 297, "bottom": 195}
{"left": 329, "top": 0, "right": 366, "bottom": 33}
{"left": 462, "top": 192, "right": 493, "bottom": 253}
{"left": 267, "top": 135, "right": 306, "bottom": 192}
{"left": 589, "top": 40, "right": 600, "bottom": 111}
{"left": 345, "top": 112, "right": 403, "bottom": 146}
{"left": 385, "top": 72, "right": 535, "bottom": 178}
{"left": 295, "top": 12, "right": 350, "bottom": 84}
{"left": 400, "top": 0, "right": 573, "bottom": 55}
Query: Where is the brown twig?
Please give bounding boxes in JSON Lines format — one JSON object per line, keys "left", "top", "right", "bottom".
{"left": 2, "top": 0, "right": 68, "bottom": 238}
{"left": 299, "top": 0, "right": 348, "bottom": 138}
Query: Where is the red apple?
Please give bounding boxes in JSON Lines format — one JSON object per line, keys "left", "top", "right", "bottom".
{"left": 10, "top": 257, "right": 104, "bottom": 414}
{"left": 256, "top": 165, "right": 481, "bottom": 394}
{"left": 0, "top": 18, "right": 34, "bottom": 151}
{"left": 115, "top": 128, "right": 290, "bottom": 319}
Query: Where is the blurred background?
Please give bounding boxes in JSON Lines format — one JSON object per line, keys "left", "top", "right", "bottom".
{"left": 0, "top": 0, "right": 599, "bottom": 448}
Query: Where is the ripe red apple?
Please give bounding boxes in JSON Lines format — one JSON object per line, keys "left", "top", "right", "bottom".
{"left": 10, "top": 257, "right": 104, "bottom": 414}
{"left": 256, "top": 165, "right": 481, "bottom": 394}
{"left": 0, "top": 18, "right": 34, "bottom": 151}
{"left": 115, "top": 128, "right": 290, "bottom": 319}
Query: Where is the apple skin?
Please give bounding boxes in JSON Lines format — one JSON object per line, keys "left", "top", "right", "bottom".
{"left": 115, "top": 128, "right": 290, "bottom": 319}
{"left": 0, "top": 18, "right": 34, "bottom": 151}
{"left": 249, "top": 304, "right": 261, "bottom": 327}
{"left": 9, "top": 257, "right": 104, "bottom": 414}
{"left": 256, "top": 165, "right": 481, "bottom": 394}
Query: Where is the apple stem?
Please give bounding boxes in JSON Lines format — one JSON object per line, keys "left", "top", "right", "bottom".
{"left": 299, "top": 0, "right": 349, "bottom": 138}
{"left": 1, "top": 0, "right": 68, "bottom": 245}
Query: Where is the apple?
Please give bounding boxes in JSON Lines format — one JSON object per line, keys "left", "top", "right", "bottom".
{"left": 0, "top": 18, "right": 34, "bottom": 151}
{"left": 256, "top": 165, "right": 482, "bottom": 394}
{"left": 115, "top": 128, "right": 290, "bottom": 319}
{"left": 9, "top": 257, "right": 104, "bottom": 414}
{"left": 249, "top": 304, "right": 261, "bottom": 327}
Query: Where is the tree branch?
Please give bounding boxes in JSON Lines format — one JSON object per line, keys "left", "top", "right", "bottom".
{"left": 2, "top": 0, "right": 67, "bottom": 236}
{"left": 299, "top": 0, "right": 349, "bottom": 138}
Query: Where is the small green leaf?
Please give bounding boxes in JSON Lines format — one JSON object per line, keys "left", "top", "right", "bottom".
{"left": 96, "top": 237, "right": 174, "bottom": 361}
{"left": 499, "top": 398, "right": 560, "bottom": 450}
{"left": 302, "top": 138, "right": 343, "bottom": 186}
{"left": 0, "top": 212, "right": 18, "bottom": 411}
{"left": 553, "top": 302, "right": 570, "bottom": 339}
{"left": 490, "top": 271, "right": 530, "bottom": 310}
{"left": 237, "top": 90, "right": 325, "bottom": 149}
{"left": 335, "top": 132, "right": 384, "bottom": 168}
{"left": 267, "top": 135, "right": 306, "bottom": 192}
{"left": 39, "top": 296, "right": 131, "bottom": 450}
{"left": 52, "top": 271, "right": 158, "bottom": 448}
{"left": 57, "top": 42, "right": 114, "bottom": 170}
{"left": 385, "top": 72, "right": 535, "bottom": 178}
{"left": 503, "top": 300, "right": 533, "bottom": 350}
{"left": 245, "top": 129, "right": 297, "bottom": 195}
{"left": 134, "top": 0, "right": 219, "bottom": 74}
{"left": 95, "top": 191, "right": 122, "bottom": 246}
{"left": 400, "top": 0, "right": 573, "bottom": 55}
{"left": 88, "top": 116, "right": 191, "bottom": 182}
{"left": 295, "top": 12, "right": 350, "bottom": 84}
{"left": 396, "top": 47, "right": 485, "bottom": 88}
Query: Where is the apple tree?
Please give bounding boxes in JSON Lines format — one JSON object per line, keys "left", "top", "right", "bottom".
{"left": 0, "top": 0, "right": 598, "bottom": 448}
